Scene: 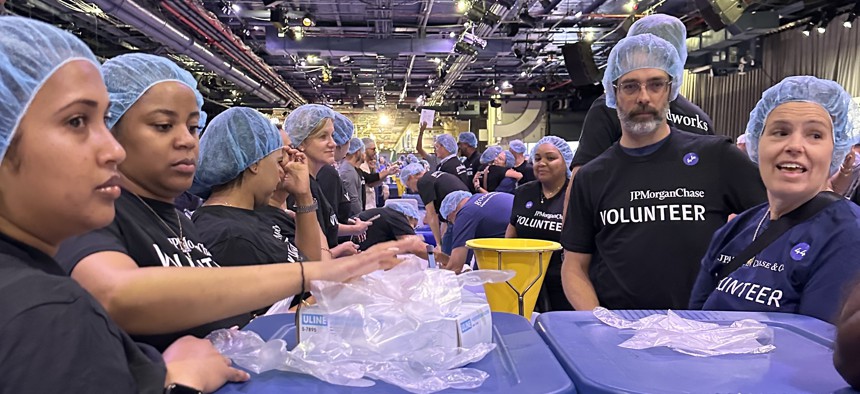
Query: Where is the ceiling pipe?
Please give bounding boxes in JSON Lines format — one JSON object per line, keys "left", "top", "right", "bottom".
{"left": 400, "top": 0, "right": 435, "bottom": 103}
{"left": 90, "top": 0, "right": 289, "bottom": 106}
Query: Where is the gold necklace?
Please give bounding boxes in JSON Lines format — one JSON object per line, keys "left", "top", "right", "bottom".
{"left": 132, "top": 193, "right": 193, "bottom": 261}
{"left": 541, "top": 183, "right": 565, "bottom": 204}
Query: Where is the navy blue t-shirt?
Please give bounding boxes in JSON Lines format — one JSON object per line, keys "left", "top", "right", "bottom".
{"left": 689, "top": 199, "right": 860, "bottom": 323}
{"left": 451, "top": 192, "right": 514, "bottom": 250}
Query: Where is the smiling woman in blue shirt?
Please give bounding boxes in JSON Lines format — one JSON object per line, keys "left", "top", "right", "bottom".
{"left": 689, "top": 76, "right": 860, "bottom": 323}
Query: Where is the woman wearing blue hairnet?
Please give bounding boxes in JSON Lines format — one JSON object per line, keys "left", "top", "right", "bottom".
{"left": 689, "top": 76, "right": 860, "bottom": 323}
{"left": 507, "top": 136, "right": 574, "bottom": 311}
{"left": 474, "top": 146, "right": 517, "bottom": 194}
{"left": 191, "top": 107, "right": 324, "bottom": 272}
{"left": 56, "top": 53, "right": 415, "bottom": 353}
{"left": 284, "top": 104, "right": 373, "bottom": 253}
{"left": 0, "top": 16, "right": 250, "bottom": 393}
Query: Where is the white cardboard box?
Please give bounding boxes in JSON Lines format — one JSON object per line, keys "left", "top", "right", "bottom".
{"left": 298, "top": 302, "right": 493, "bottom": 349}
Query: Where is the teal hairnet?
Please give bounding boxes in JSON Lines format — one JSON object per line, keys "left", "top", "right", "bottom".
{"left": 502, "top": 150, "right": 515, "bottom": 168}
{"left": 102, "top": 53, "right": 206, "bottom": 130}
{"left": 627, "top": 14, "right": 688, "bottom": 66}
{"left": 192, "top": 107, "right": 282, "bottom": 199}
{"left": 347, "top": 137, "right": 365, "bottom": 155}
{"left": 440, "top": 191, "right": 473, "bottom": 220}
{"left": 603, "top": 34, "right": 683, "bottom": 109}
{"left": 745, "top": 75, "right": 860, "bottom": 175}
{"left": 458, "top": 132, "right": 478, "bottom": 148}
{"left": 285, "top": 104, "right": 336, "bottom": 147}
{"left": 399, "top": 163, "right": 426, "bottom": 184}
{"left": 509, "top": 139, "right": 526, "bottom": 154}
{"left": 481, "top": 145, "right": 504, "bottom": 165}
{"left": 435, "top": 133, "right": 457, "bottom": 154}
{"left": 531, "top": 136, "right": 574, "bottom": 176}
{"left": 332, "top": 112, "right": 354, "bottom": 146}
{"left": 0, "top": 16, "right": 100, "bottom": 163}
{"left": 387, "top": 202, "right": 421, "bottom": 221}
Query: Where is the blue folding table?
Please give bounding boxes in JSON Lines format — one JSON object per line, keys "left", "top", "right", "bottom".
{"left": 216, "top": 312, "right": 575, "bottom": 393}
{"left": 535, "top": 310, "right": 855, "bottom": 393}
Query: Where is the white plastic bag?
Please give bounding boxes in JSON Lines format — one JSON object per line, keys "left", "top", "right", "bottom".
{"left": 593, "top": 307, "right": 776, "bottom": 357}
{"left": 210, "top": 259, "right": 515, "bottom": 393}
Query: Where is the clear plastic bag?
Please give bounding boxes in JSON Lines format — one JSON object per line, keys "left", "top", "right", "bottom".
{"left": 209, "top": 259, "right": 514, "bottom": 393}
{"left": 593, "top": 307, "right": 776, "bottom": 357}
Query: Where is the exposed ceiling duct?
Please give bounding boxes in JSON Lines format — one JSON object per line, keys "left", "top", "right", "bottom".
{"left": 265, "top": 35, "right": 513, "bottom": 57}
{"left": 89, "top": 0, "right": 303, "bottom": 106}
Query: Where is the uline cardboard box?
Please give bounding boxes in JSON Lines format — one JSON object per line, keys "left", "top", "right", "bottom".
{"left": 298, "top": 302, "right": 493, "bottom": 349}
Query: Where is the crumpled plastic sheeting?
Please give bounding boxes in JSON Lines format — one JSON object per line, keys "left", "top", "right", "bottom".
{"left": 593, "top": 307, "right": 776, "bottom": 357}
{"left": 210, "top": 259, "right": 514, "bottom": 393}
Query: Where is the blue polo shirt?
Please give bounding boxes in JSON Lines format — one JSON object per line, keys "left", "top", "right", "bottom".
{"left": 689, "top": 199, "right": 860, "bottom": 323}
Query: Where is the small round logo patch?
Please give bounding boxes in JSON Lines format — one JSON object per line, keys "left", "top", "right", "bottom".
{"left": 525, "top": 201, "right": 533, "bottom": 209}
{"left": 790, "top": 243, "right": 810, "bottom": 261}
{"left": 683, "top": 152, "right": 699, "bottom": 166}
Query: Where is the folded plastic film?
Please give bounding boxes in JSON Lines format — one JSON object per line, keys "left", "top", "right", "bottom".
{"left": 210, "top": 259, "right": 513, "bottom": 393}
{"left": 593, "top": 307, "right": 776, "bottom": 357}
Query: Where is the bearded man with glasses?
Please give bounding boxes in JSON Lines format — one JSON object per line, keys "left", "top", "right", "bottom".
{"left": 559, "top": 33, "right": 767, "bottom": 311}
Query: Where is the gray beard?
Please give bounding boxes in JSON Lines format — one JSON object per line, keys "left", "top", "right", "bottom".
{"left": 620, "top": 105, "right": 670, "bottom": 137}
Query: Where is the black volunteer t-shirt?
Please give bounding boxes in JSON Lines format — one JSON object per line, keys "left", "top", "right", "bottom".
{"left": 463, "top": 150, "right": 482, "bottom": 184}
{"left": 511, "top": 179, "right": 571, "bottom": 311}
{"left": 56, "top": 189, "right": 251, "bottom": 351}
{"left": 353, "top": 166, "right": 368, "bottom": 210}
{"left": 562, "top": 130, "right": 766, "bottom": 310}
{"left": 417, "top": 171, "right": 470, "bottom": 221}
{"left": 288, "top": 176, "right": 339, "bottom": 248}
{"left": 571, "top": 94, "right": 715, "bottom": 168}
{"left": 356, "top": 207, "right": 416, "bottom": 250}
{"left": 256, "top": 205, "right": 298, "bottom": 245}
{"left": 513, "top": 161, "right": 536, "bottom": 185}
{"left": 192, "top": 205, "right": 303, "bottom": 266}
{"left": 438, "top": 155, "right": 472, "bottom": 192}
{"left": 317, "top": 164, "right": 352, "bottom": 224}
{"left": 0, "top": 232, "right": 166, "bottom": 393}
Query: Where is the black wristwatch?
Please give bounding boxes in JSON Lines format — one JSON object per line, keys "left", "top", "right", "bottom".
{"left": 164, "top": 383, "right": 203, "bottom": 394}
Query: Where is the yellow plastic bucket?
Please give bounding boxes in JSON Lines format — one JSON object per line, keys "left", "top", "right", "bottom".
{"left": 466, "top": 238, "right": 562, "bottom": 318}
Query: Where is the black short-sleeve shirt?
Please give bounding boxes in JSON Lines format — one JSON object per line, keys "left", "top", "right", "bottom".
{"left": 571, "top": 94, "right": 715, "bottom": 168}
{"left": 0, "top": 231, "right": 167, "bottom": 393}
{"left": 356, "top": 207, "right": 416, "bottom": 250}
{"left": 416, "top": 171, "right": 470, "bottom": 221}
{"left": 56, "top": 189, "right": 251, "bottom": 351}
{"left": 463, "top": 150, "right": 482, "bottom": 185}
{"left": 255, "top": 205, "right": 298, "bottom": 245}
{"left": 316, "top": 164, "right": 352, "bottom": 224}
{"left": 288, "top": 176, "right": 339, "bottom": 248}
{"left": 192, "top": 205, "right": 303, "bottom": 265}
{"left": 562, "top": 130, "right": 766, "bottom": 310}
{"left": 513, "top": 161, "right": 536, "bottom": 185}
{"left": 437, "top": 155, "right": 472, "bottom": 192}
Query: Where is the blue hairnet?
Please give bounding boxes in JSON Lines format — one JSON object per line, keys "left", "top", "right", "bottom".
{"left": 399, "top": 163, "right": 426, "bottom": 184}
{"left": 502, "top": 151, "right": 515, "bottom": 168}
{"left": 192, "top": 107, "right": 282, "bottom": 199}
{"left": 531, "top": 136, "right": 575, "bottom": 176}
{"left": 458, "top": 132, "right": 478, "bottom": 148}
{"left": 102, "top": 53, "right": 207, "bottom": 130}
{"left": 603, "top": 34, "right": 683, "bottom": 109}
{"left": 332, "top": 112, "right": 354, "bottom": 146}
{"left": 285, "top": 104, "right": 336, "bottom": 147}
{"left": 435, "top": 134, "right": 457, "bottom": 154}
{"left": 509, "top": 139, "right": 527, "bottom": 154}
{"left": 347, "top": 137, "right": 365, "bottom": 155}
{"left": 407, "top": 154, "right": 419, "bottom": 164}
{"left": 387, "top": 202, "right": 421, "bottom": 221}
{"left": 0, "top": 17, "right": 100, "bottom": 163}
{"left": 440, "top": 191, "right": 473, "bottom": 220}
{"left": 480, "top": 145, "right": 504, "bottom": 165}
{"left": 627, "top": 14, "right": 688, "bottom": 66}
{"left": 745, "top": 75, "right": 860, "bottom": 175}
